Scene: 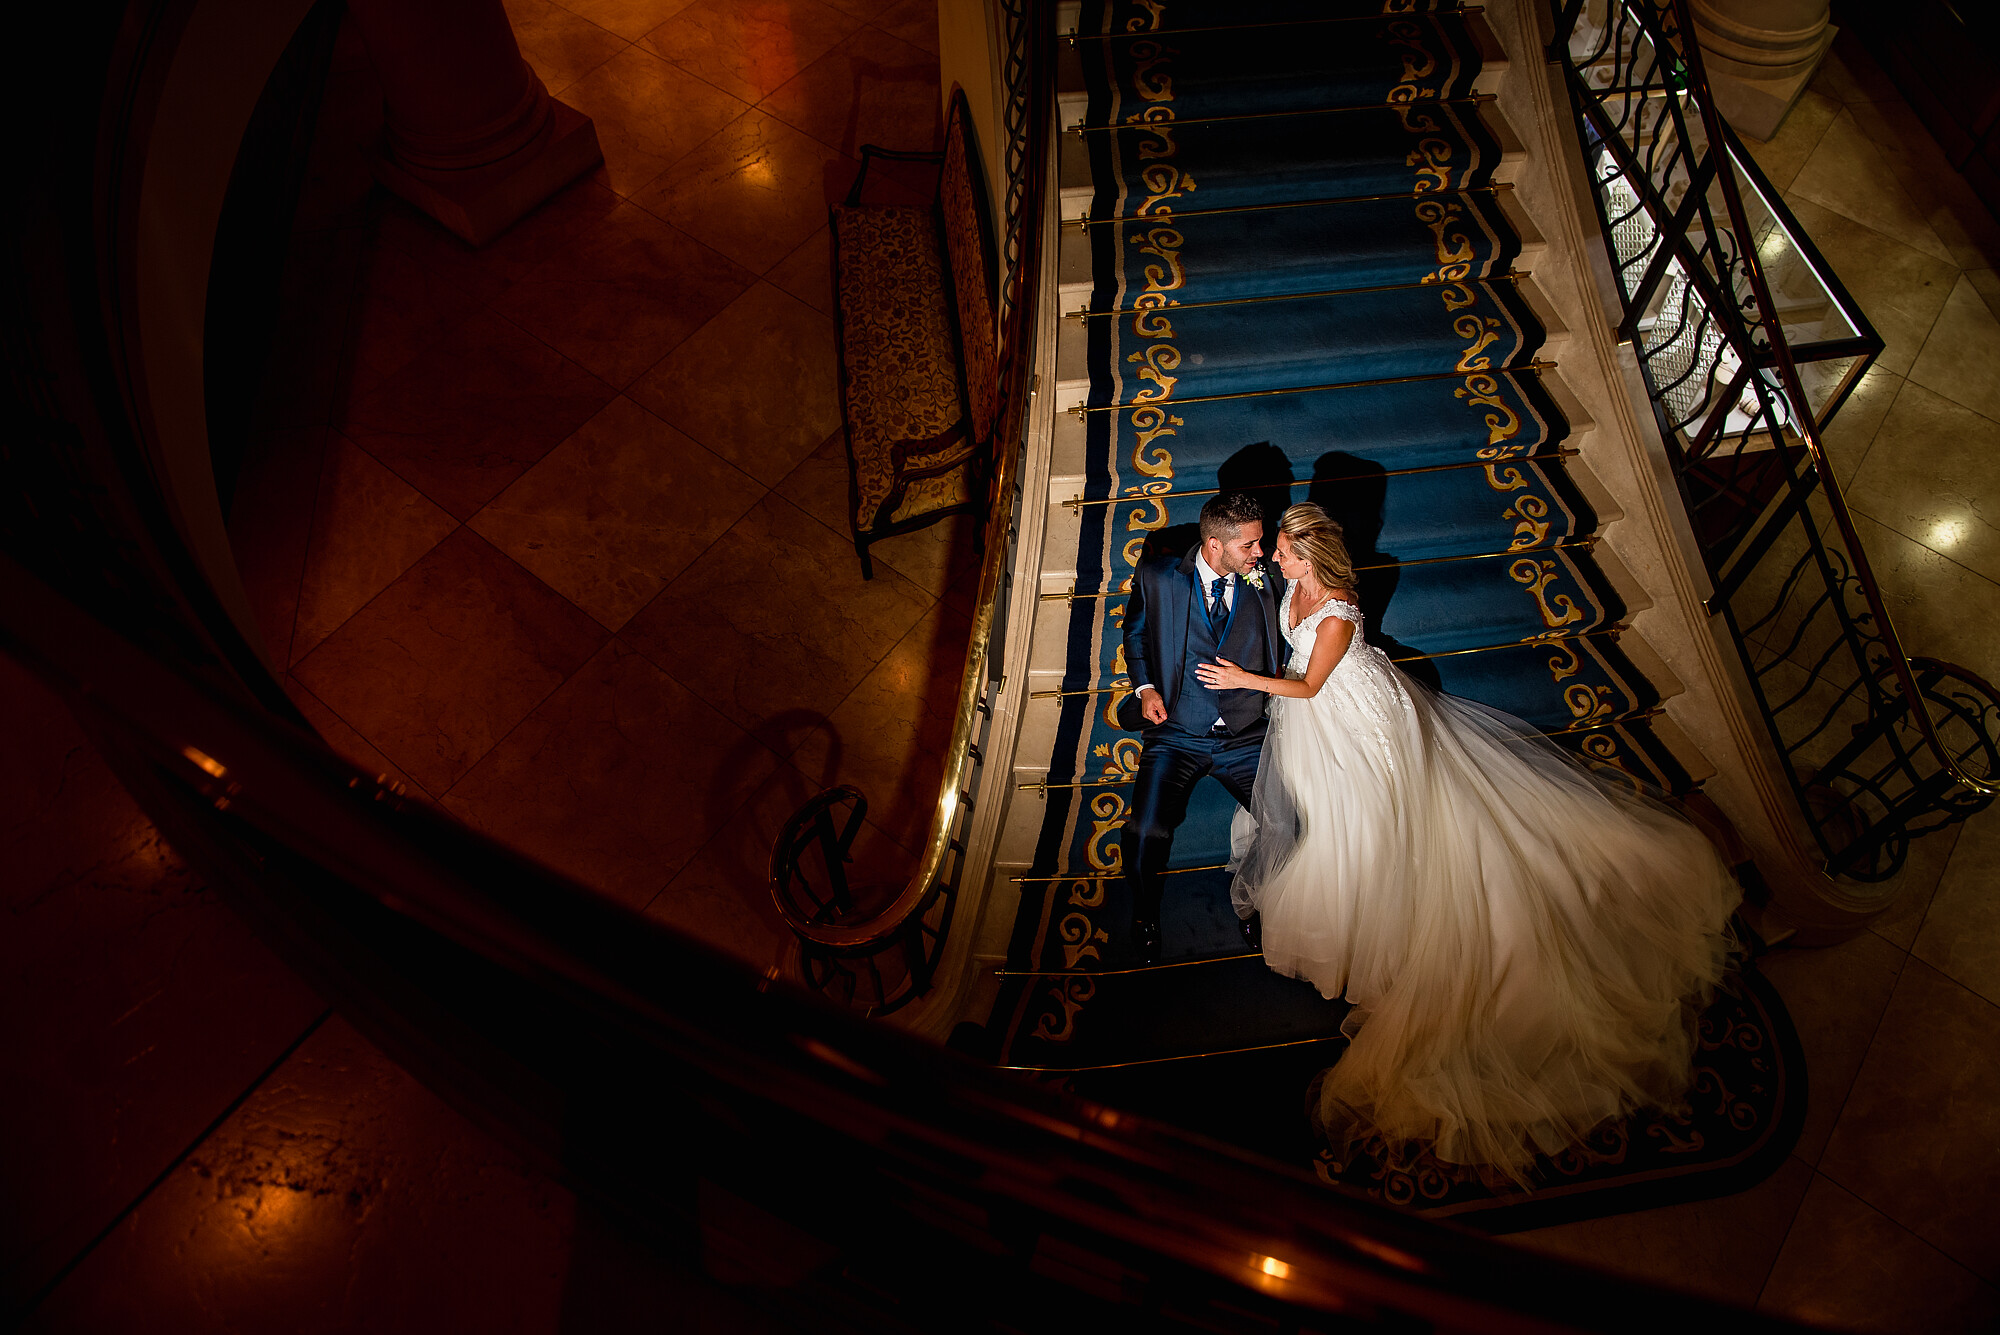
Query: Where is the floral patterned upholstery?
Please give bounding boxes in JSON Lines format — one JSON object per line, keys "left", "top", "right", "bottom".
{"left": 832, "top": 203, "right": 972, "bottom": 531}
{"left": 940, "top": 103, "right": 999, "bottom": 445}
{"left": 829, "top": 88, "right": 996, "bottom": 575}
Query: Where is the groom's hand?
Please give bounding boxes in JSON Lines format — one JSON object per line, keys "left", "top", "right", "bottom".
{"left": 1137, "top": 685, "right": 1168, "bottom": 725}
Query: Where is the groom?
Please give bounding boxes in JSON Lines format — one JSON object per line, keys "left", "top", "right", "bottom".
{"left": 1118, "top": 491, "right": 1286, "bottom": 964}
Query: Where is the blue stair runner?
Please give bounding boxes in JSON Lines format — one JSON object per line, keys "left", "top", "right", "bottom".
{"left": 983, "top": 0, "right": 1802, "bottom": 1226}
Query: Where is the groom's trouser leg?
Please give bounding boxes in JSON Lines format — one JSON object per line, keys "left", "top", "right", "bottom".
{"left": 1124, "top": 726, "right": 1208, "bottom": 927}
{"left": 1209, "top": 723, "right": 1266, "bottom": 811}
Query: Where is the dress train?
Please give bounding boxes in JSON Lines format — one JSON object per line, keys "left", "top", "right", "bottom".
{"left": 1230, "top": 592, "right": 1739, "bottom": 1181}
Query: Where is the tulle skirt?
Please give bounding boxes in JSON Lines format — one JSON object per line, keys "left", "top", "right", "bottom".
{"left": 1229, "top": 641, "right": 1740, "bottom": 1182}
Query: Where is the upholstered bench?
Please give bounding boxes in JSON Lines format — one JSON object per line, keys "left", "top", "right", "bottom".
{"left": 831, "top": 88, "right": 999, "bottom": 578}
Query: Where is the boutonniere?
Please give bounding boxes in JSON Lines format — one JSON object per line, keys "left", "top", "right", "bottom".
{"left": 1242, "top": 564, "right": 1267, "bottom": 591}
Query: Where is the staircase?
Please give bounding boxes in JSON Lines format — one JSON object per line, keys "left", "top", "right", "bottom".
{"left": 943, "top": 0, "right": 1800, "bottom": 1197}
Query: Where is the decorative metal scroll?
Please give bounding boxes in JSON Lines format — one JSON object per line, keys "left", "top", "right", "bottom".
{"left": 1551, "top": 0, "right": 1998, "bottom": 879}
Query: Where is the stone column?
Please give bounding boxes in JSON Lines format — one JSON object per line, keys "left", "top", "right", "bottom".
{"left": 1689, "top": 0, "right": 1835, "bottom": 141}
{"left": 344, "top": 0, "right": 602, "bottom": 246}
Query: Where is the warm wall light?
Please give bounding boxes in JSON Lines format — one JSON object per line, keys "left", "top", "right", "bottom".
{"left": 182, "top": 745, "right": 227, "bottom": 778}
{"left": 1253, "top": 1254, "right": 1290, "bottom": 1280}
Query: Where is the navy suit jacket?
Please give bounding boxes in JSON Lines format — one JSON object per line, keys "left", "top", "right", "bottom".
{"left": 1119, "top": 546, "right": 1286, "bottom": 729}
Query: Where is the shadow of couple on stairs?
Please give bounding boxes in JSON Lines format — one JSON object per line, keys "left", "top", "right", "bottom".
{"left": 1138, "top": 442, "right": 1442, "bottom": 692}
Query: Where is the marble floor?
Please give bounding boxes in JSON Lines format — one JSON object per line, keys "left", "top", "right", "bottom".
{"left": 1509, "top": 27, "right": 2000, "bottom": 1334}
{"left": 227, "top": 0, "right": 969, "bottom": 979}
{"left": 11, "top": 5, "right": 2000, "bottom": 1332}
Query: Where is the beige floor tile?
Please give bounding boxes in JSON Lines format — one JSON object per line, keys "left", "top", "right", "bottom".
{"left": 865, "top": 512, "right": 984, "bottom": 604}
{"left": 1845, "top": 98, "right": 2000, "bottom": 273}
{"left": 554, "top": 44, "right": 751, "bottom": 196}
{"left": 1819, "top": 959, "right": 2000, "bottom": 1283}
{"left": 620, "top": 492, "right": 933, "bottom": 750}
{"left": 774, "top": 429, "right": 853, "bottom": 532}
{"left": 339, "top": 309, "right": 617, "bottom": 520}
{"left": 1912, "top": 807, "right": 2000, "bottom": 1007}
{"left": 293, "top": 433, "right": 460, "bottom": 663}
{"left": 444, "top": 639, "right": 775, "bottom": 908}
{"left": 292, "top": 529, "right": 609, "bottom": 793}
{"left": 1777, "top": 196, "right": 1957, "bottom": 380}
{"left": 1847, "top": 381, "right": 2000, "bottom": 587}
{"left": 341, "top": 242, "right": 486, "bottom": 402}
{"left": 1744, "top": 88, "right": 1839, "bottom": 194}
{"left": 638, "top": 0, "right": 863, "bottom": 104}
{"left": 470, "top": 395, "right": 763, "bottom": 630}
{"left": 283, "top": 674, "right": 427, "bottom": 798}
{"left": 870, "top": 0, "right": 938, "bottom": 55}
{"left": 550, "top": 0, "right": 697, "bottom": 42}
{"left": 1850, "top": 510, "right": 2000, "bottom": 675}
{"left": 1759, "top": 933, "right": 1905, "bottom": 1165}
{"left": 760, "top": 24, "right": 943, "bottom": 159}
{"left": 628, "top": 282, "right": 841, "bottom": 485}
{"left": 789, "top": 602, "right": 973, "bottom": 850}
{"left": 226, "top": 425, "right": 330, "bottom": 669}
{"left": 1758, "top": 1172, "right": 2000, "bottom": 1333}
{"left": 1818, "top": 363, "right": 1901, "bottom": 485}
{"left": 1868, "top": 817, "right": 1962, "bottom": 952}
{"left": 629, "top": 109, "right": 861, "bottom": 273}
{"left": 765, "top": 224, "right": 835, "bottom": 315}
{"left": 1508, "top": 1154, "right": 1813, "bottom": 1309}
{"left": 1789, "top": 108, "right": 1956, "bottom": 267}
{"left": 1805, "top": 29, "right": 1902, "bottom": 109}
{"left": 501, "top": 0, "right": 626, "bottom": 96}
{"left": 1908, "top": 273, "right": 2000, "bottom": 426}
{"left": 373, "top": 177, "right": 626, "bottom": 308}
{"left": 1969, "top": 267, "right": 2000, "bottom": 322}
{"left": 491, "top": 200, "right": 756, "bottom": 389}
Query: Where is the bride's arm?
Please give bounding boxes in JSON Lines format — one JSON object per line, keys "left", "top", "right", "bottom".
{"left": 1195, "top": 617, "right": 1354, "bottom": 698}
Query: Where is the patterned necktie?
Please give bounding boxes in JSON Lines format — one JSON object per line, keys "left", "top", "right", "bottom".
{"left": 1209, "top": 575, "right": 1229, "bottom": 629}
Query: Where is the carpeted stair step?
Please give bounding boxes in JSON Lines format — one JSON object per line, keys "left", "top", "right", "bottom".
{"left": 1028, "top": 628, "right": 1664, "bottom": 785}
{"left": 1002, "top": 863, "right": 1249, "bottom": 972}
{"left": 997, "top": 954, "right": 1349, "bottom": 1070}
{"left": 1072, "top": 0, "right": 1465, "bottom": 37}
{"left": 1075, "top": 14, "right": 1482, "bottom": 125}
{"left": 1057, "top": 457, "right": 1595, "bottom": 574}
{"left": 1425, "top": 632, "right": 1663, "bottom": 731}
{"left": 1074, "top": 102, "right": 1506, "bottom": 219}
{"left": 1082, "top": 280, "right": 1545, "bottom": 406}
{"left": 1071, "top": 190, "right": 1523, "bottom": 309}
{"left": 1058, "top": 368, "right": 1570, "bottom": 491}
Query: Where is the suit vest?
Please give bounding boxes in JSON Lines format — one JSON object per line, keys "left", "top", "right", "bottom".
{"left": 1172, "top": 580, "right": 1271, "bottom": 735}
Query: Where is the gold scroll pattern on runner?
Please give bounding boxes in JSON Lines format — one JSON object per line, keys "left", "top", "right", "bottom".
{"left": 1105, "top": 30, "right": 1190, "bottom": 734}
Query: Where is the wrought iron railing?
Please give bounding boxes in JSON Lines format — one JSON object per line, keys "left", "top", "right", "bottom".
{"left": 1551, "top": 0, "right": 2000, "bottom": 881}
{"left": 768, "top": 0, "right": 1054, "bottom": 1010}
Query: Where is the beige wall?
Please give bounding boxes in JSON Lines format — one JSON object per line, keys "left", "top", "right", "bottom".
{"left": 937, "top": 0, "right": 1009, "bottom": 230}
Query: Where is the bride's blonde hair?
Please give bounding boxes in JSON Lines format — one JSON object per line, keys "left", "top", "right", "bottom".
{"left": 1279, "top": 503, "right": 1356, "bottom": 591}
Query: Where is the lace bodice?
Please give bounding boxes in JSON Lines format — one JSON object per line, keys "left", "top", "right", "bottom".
{"left": 1280, "top": 586, "right": 1363, "bottom": 670}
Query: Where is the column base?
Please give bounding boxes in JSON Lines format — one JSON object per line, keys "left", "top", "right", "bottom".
{"left": 1705, "top": 25, "right": 1837, "bottom": 142}
{"left": 373, "top": 97, "right": 603, "bottom": 247}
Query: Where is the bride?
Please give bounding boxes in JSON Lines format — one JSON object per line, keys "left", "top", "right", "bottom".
{"left": 1194, "top": 502, "right": 1739, "bottom": 1183}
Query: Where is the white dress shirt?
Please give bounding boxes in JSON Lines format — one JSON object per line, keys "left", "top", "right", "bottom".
{"left": 1135, "top": 555, "right": 1234, "bottom": 699}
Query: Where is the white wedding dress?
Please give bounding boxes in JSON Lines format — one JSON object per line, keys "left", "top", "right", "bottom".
{"left": 1230, "top": 588, "right": 1739, "bottom": 1181}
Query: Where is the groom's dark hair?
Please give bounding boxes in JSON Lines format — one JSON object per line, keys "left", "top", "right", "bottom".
{"left": 1199, "top": 492, "right": 1265, "bottom": 544}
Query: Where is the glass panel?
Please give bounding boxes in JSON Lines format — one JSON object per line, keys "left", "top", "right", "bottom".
{"left": 1727, "top": 144, "right": 1868, "bottom": 356}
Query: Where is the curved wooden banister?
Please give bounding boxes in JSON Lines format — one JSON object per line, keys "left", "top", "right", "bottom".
{"left": 769, "top": 0, "right": 1053, "bottom": 997}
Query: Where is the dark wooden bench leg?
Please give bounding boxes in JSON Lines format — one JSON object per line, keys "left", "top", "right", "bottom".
{"left": 855, "top": 532, "right": 875, "bottom": 580}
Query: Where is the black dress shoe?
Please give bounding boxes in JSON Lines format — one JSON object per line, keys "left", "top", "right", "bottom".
{"left": 1237, "top": 914, "right": 1261, "bottom": 950}
{"left": 1132, "top": 916, "right": 1161, "bottom": 966}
